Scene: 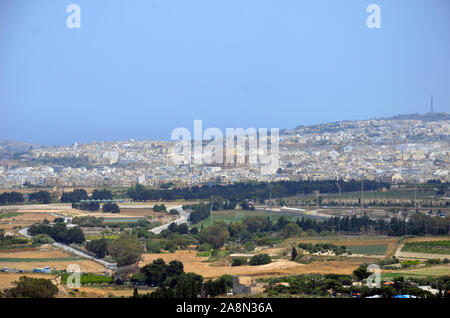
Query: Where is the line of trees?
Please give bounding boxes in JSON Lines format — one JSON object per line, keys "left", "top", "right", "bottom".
{"left": 0, "top": 192, "right": 24, "bottom": 205}
{"left": 28, "top": 191, "right": 52, "bottom": 204}
{"left": 61, "top": 189, "right": 88, "bottom": 203}
{"left": 127, "top": 180, "right": 390, "bottom": 202}
{"left": 61, "top": 188, "right": 113, "bottom": 203}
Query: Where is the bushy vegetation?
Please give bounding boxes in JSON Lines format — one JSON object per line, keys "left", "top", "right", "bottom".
{"left": 32, "top": 234, "right": 54, "bottom": 245}
{"left": 127, "top": 180, "right": 389, "bottom": 202}
{"left": 198, "top": 223, "right": 229, "bottom": 248}
{"left": 264, "top": 274, "right": 450, "bottom": 298}
{"left": 0, "top": 191, "right": 24, "bottom": 205}
{"left": 60, "top": 189, "right": 88, "bottom": 203}
{"left": 153, "top": 204, "right": 167, "bottom": 212}
{"left": 107, "top": 234, "right": 145, "bottom": 267}
{"left": 72, "top": 216, "right": 104, "bottom": 227}
{"left": 72, "top": 201, "right": 100, "bottom": 211}
{"left": 0, "top": 235, "right": 29, "bottom": 248}
{"left": 28, "top": 191, "right": 52, "bottom": 204}
{"left": 102, "top": 202, "right": 120, "bottom": 213}
{"left": 184, "top": 203, "right": 210, "bottom": 223}
{"left": 231, "top": 257, "right": 248, "bottom": 266}
{"left": 91, "top": 189, "right": 113, "bottom": 200}
{"left": 86, "top": 238, "right": 109, "bottom": 258}
{"left": 3, "top": 276, "right": 58, "bottom": 298}
{"left": 249, "top": 253, "right": 271, "bottom": 266}
{"left": 297, "top": 243, "right": 349, "bottom": 255}
{"left": 130, "top": 259, "right": 231, "bottom": 298}
{"left": 28, "top": 222, "right": 85, "bottom": 244}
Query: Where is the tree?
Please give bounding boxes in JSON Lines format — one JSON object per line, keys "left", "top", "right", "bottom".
{"left": 91, "top": 189, "right": 113, "bottom": 200}
{"left": 5, "top": 276, "right": 58, "bottom": 298}
{"left": 282, "top": 222, "right": 300, "bottom": 238}
{"left": 107, "top": 234, "right": 144, "bottom": 267}
{"left": 174, "top": 273, "right": 203, "bottom": 298}
{"left": 102, "top": 202, "right": 120, "bottom": 213}
{"left": 140, "top": 258, "right": 170, "bottom": 286}
{"left": 32, "top": 234, "right": 54, "bottom": 245}
{"left": 291, "top": 247, "right": 298, "bottom": 261}
{"left": 168, "top": 260, "right": 184, "bottom": 276}
{"left": 86, "top": 238, "right": 108, "bottom": 258}
{"left": 65, "top": 227, "right": 85, "bottom": 244}
{"left": 0, "top": 191, "right": 24, "bottom": 205}
{"left": 199, "top": 223, "right": 230, "bottom": 248}
{"left": 243, "top": 216, "right": 270, "bottom": 233}
{"left": 353, "top": 265, "right": 371, "bottom": 281}
{"left": 60, "top": 188, "right": 88, "bottom": 203}
{"left": 28, "top": 191, "right": 51, "bottom": 204}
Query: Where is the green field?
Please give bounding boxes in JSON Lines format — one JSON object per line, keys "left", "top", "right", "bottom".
{"left": 191, "top": 210, "right": 299, "bottom": 228}
{"left": 61, "top": 273, "right": 113, "bottom": 285}
{"left": 401, "top": 240, "right": 450, "bottom": 255}
{"left": 0, "top": 257, "right": 81, "bottom": 262}
{"left": 346, "top": 245, "right": 388, "bottom": 255}
{"left": 0, "top": 212, "right": 23, "bottom": 219}
{"left": 381, "top": 265, "right": 450, "bottom": 280}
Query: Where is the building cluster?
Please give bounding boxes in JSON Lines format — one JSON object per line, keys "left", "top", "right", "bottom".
{"left": 0, "top": 116, "right": 449, "bottom": 188}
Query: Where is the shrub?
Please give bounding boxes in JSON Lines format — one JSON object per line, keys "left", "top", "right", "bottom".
{"left": 146, "top": 241, "right": 162, "bottom": 253}
{"left": 249, "top": 253, "right": 271, "bottom": 266}
{"left": 32, "top": 234, "right": 54, "bottom": 245}
{"left": 425, "top": 258, "right": 442, "bottom": 265}
{"left": 153, "top": 204, "right": 167, "bottom": 212}
{"left": 231, "top": 257, "right": 247, "bottom": 266}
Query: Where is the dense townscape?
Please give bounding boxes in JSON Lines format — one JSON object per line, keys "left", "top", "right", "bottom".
{"left": 0, "top": 113, "right": 448, "bottom": 188}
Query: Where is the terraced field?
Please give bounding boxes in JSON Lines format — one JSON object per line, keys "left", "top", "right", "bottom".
{"left": 401, "top": 240, "right": 450, "bottom": 255}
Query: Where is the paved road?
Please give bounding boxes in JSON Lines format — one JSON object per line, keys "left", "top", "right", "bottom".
{"left": 17, "top": 207, "right": 190, "bottom": 268}
{"left": 150, "top": 206, "right": 189, "bottom": 234}
{"left": 18, "top": 218, "right": 118, "bottom": 270}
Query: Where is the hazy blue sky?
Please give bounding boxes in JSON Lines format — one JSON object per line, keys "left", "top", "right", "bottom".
{"left": 1, "top": 0, "right": 449, "bottom": 145}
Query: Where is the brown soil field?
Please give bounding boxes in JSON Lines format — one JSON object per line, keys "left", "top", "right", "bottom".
{"left": 0, "top": 273, "right": 57, "bottom": 290}
{"left": 0, "top": 223, "right": 26, "bottom": 231}
{"left": 0, "top": 247, "right": 105, "bottom": 272}
{"left": 71, "top": 286, "right": 153, "bottom": 298}
{"left": 1, "top": 212, "right": 55, "bottom": 223}
{"left": 140, "top": 250, "right": 361, "bottom": 279}
{"left": 0, "top": 260, "right": 105, "bottom": 272}
{"left": 0, "top": 248, "right": 70, "bottom": 259}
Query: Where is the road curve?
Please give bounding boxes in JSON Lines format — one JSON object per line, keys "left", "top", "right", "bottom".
{"left": 150, "top": 206, "right": 189, "bottom": 234}
{"left": 18, "top": 222, "right": 117, "bottom": 269}
{"left": 17, "top": 207, "right": 190, "bottom": 268}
